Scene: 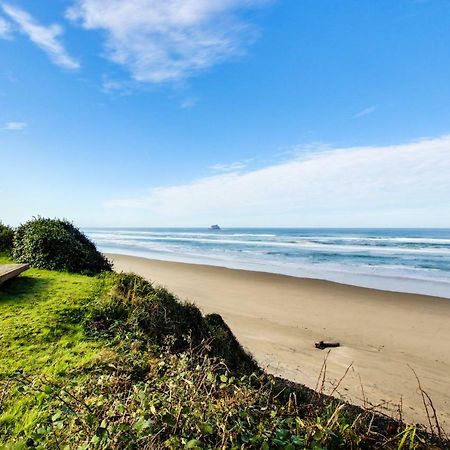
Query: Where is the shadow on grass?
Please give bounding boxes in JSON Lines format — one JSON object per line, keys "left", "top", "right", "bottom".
{"left": 0, "top": 275, "right": 49, "bottom": 305}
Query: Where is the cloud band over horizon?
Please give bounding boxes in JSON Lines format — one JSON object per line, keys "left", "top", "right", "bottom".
{"left": 105, "top": 135, "right": 450, "bottom": 227}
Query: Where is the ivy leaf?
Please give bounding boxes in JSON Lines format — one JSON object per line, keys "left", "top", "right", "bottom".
{"left": 200, "top": 423, "right": 213, "bottom": 434}
{"left": 185, "top": 439, "right": 202, "bottom": 449}
{"left": 51, "top": 410, "right": 62, "bottom": 422}
{"left": 134, "top": 417, "right": 151, "bottom": 432}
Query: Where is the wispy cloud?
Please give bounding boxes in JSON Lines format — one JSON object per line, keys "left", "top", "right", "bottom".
{"left": 179, "top": 97, "right": 197, "bottom": 109}
{"left": 3, "top": 121, "right": 28, "bottom": 130}
{"left": 355, "top": 105, "right": 378, "bottom": 118}
{"left": 100, "top": 76, "right": 134, "bottom": 94}
{"left": 210, "top": 159, "right": 253, "bottom": 172}
{"left": 0, "top": 15, "right": 11, "bottom": 38}
{"left": 1, "top": 3, "right": 79, "bottom": 70}
{"left": 67, "top": 0, "right": 265, "bottom": 83}
{"left": 106, "top": 136, "right": 450, "bottom": 227}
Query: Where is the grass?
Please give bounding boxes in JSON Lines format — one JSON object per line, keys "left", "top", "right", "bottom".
{"left": 0, "top": 255, "right": 104, "bottom": 443}
{"left": 0, "top": 254, "right": 447, "bottom": 449}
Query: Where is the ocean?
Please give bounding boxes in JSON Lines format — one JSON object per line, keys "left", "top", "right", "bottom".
{"left": 85, "top": 228, "right": 450, "bottom": 299}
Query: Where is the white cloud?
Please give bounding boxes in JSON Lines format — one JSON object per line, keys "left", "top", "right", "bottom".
{"left": 179, "top": 97, "right": 197, "bottom": 109}
{"left": 101, "top": 76, "right": 132, "bottom": 94}
{"left": 1, "top": 3, "right": 79, "bottom": 70}
{"left": 106, "top": 136, "right": 450, "bottom": 227}
{"left": 3, "top": 121, "right": 27, "bottom": 130}
{"left": 67, "top": 0, "right": 264, "bottom": 83}
{"left": 210, "top": 159, "right": 253, "bottom": 172}
{"left": 0, "top": 15, "right": 11, "bottom": 38}
{"left": 355, "top": 105, "right": 377, "bottom": 118}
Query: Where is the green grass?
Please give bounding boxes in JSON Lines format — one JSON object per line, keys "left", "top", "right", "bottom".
{"left": 0, "top": 255, "right": 104, "bottom": 443}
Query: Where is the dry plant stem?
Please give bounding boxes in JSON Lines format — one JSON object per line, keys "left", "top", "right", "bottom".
{"left": 327, "top": 403, "right": 346, "bottom": 428}
{"left": 320, "top": 358, "right": 327, "bottom": 395}
{"left": 398, "top": 395, "right": 403, "bottom": 424}
{"left": 366, "top": 412, "right": 375, "bottom": 435}
{"left": 329, "top": 362, "right": 353, "bottom": 397}
{"left": 272, "top": 385, "right": 287, "bottom": 401}
{"left": 408, "top": 365, "right": 444, "bottom": 439}
{"left": 313, "top": 350, "right": 330, "bottom": 400}
{"left": 360, "top": 400, "right": 396, "bottom": 418}
{"left": 358, "top": 373, "right": 367, "bottom": 409}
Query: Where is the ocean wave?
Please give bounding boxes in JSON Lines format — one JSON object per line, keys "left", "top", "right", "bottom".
{"left": 93, "top": 234, "right": 450, "bottom": 256}
{"left": 86, "top": 228, "right": 450, "bottom": 297}
{"left": 88, "top": 229, "right": 450, "bottom": 246}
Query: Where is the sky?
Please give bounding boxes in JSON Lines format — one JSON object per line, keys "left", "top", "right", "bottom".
{"left": 1, "top": 0, "right": 450, "bottom": 227}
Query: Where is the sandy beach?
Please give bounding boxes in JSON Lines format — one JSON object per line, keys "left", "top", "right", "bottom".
{"left": 108, "top": 253, "right": 450, "bottom": 431}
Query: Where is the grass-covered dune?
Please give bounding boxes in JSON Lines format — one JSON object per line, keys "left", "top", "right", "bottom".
{"left": 0, "top": 253, "right": 447, "bottom": 449}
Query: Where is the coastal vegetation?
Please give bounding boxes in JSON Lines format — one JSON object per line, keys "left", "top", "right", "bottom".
{"left": 12, "top": 218, "right": 111, "bottom": 274}
{"left": 0, "top": 223, "right": 14, "bottom": 254}
{"left": 0, "top": 219, "right": 447, "bottom": 449}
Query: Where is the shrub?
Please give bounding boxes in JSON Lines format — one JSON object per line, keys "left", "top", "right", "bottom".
{"left": 0, "top": 221, "right": 14, "bottom": 254}
{"left": 88, "top": 272, "right": 258, "bottom": 374}
{"left": 13, "top": 217, "right": 112, "bottom": 274}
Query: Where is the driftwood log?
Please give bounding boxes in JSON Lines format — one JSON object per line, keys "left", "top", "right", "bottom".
{"left": 315, "top": 341, "right": 340, "bottom": 350}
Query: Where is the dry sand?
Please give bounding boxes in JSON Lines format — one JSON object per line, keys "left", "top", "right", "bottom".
{"left": 108, "top": 253, "right": 450, "bottom": 431}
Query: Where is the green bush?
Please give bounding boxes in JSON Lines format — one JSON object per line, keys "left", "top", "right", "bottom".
{"left": 12, "top": 217, "right": 112, "bottom": 274}
{"left": 88, "top": 272, "right": 258, "bottom": 374}
{"left": 0, "top": 221, "right": 14, "bottom": 254}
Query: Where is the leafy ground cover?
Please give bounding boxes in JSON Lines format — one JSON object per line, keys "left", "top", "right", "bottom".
{"left": 0, "top": 255, "right": 447, "bottom": 449}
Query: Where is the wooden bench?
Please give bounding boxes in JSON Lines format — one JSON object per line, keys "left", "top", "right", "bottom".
{"left": 0, "top": 264, "right": 29, "bottom": 285}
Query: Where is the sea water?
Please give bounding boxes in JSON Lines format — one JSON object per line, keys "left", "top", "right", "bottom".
{"left": 85, "top": 228, "right": 450, "bottom": 298}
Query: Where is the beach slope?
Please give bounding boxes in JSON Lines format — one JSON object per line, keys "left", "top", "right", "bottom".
{"left": 108, "top": 253, "right": 450, "bottom": 431}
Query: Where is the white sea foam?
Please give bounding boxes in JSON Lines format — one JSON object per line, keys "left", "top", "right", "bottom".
{"left": 93, "top": 234, "right": 450, "bottom": 256}
{"left": 86, "top": 228, "right": 450, "bottom": 298}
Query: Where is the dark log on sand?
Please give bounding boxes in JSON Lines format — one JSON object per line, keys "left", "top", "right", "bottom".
{"left": 315, "top": 341, "right": 340, "bottom": 350}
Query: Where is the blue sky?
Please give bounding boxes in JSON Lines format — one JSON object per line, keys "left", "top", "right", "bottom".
{"left": 1, "top": 0, "right": 450, "bottom": 227}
